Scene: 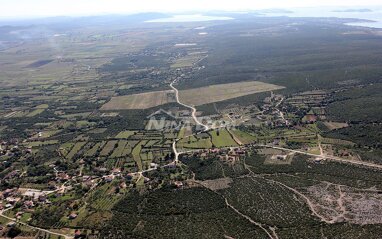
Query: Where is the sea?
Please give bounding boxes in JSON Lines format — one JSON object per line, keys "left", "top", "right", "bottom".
{"left": 146, "top": 14, "right": 233, "bottom": 23}
{"left": 264, "top": 7, "right": 382, "bottom": 29}
{"left": 145, "top": 7, "right": 382, "bottom": 28}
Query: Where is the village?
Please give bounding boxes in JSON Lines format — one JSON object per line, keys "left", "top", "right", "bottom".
{"left": 0, "top": 84, "right": 361, "bottom": 229}
{"left": 0, "top": 18, "right": 378, "bottom": 238}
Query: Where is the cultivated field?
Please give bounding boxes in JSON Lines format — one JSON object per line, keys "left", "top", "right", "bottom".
{"left": 179, "top": 81, "right": 284, "bottom": 106}
{"left": 171, "top": 54, "right": 204, "bottom": 68}
{"left": 101, "top": 90, "right": 175, "bottom": 110}
{"left": 101, "top": 81, "right": 282, "bottom": 110}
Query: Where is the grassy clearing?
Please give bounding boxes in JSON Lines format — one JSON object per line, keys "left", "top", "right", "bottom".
{"left": 20, "top": 212, "right": 32, "bottom": 223}
{"left": 141, "top": 151, "right": 153, "bottom": 161}
{"left": 26, "top": 108, "right": 45, "bottom": 117}
{"left": 210, "top": 129, "right": 238, "bottom": 148}
{"left": 178, "top": 127, "right": 186, "bottom": 139}
{"left": 88, "top": 128, "right": 107, "bottom": 134}
{"left": 178, "top": 135, "right": 212, "bottom": 149}
{"left": 59, "top": 142, "right": 75, "bottom": 156}
{"left": 132, "top": 140, "right": 146, "bottom": 171}
{"left": 115, "top": 130, "right": 137, "bottom": 139}
{"left": 121, "top": 143, "right": 134, "bottom": 156}
{"left": 171, "top": 54, "right": 202, "bottom": 68}
{"left": 34, "top": 104, "right": 49, "bottom": 109}
{"left": 66, "top": 141, "right": 87, "bottom": 160}
{"left": 100, "top": 140, "right": 118, "bottom": 156}
{"left": 110, "top": 140, "right": 128, "bottom": 158}
{"left": 144, "top": 140, "right": 159, "bottom": 147}
{"left": 231, "top": 129, "right": 257, "bottom": 144}
{"left": 27, "top": 140, "right": 59, "bottom": 147}
{"left": 33, "top": 130, "right": 61, "bottom": 138}
{"left": 84, "top": 142, "right": 104, "bottom": 157}
{"left": 60, "top": 112, "right": 91, "bottom": 119}
{"left": 179, "top": 81, "right": 284, "bottom": 106}
{"left": 76, "top": 120, "right": 96, "bottom": 128}
{"left": 323, "top": 121, "right": 349, "bottom": 130}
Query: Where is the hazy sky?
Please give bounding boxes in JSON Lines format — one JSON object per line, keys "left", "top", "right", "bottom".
{"left": 0, "top": 0, "right": 381, "bottom": 18}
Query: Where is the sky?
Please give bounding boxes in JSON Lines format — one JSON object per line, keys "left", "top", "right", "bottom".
{"left": 0, "top": 0, "right": 381, "bottom": 18}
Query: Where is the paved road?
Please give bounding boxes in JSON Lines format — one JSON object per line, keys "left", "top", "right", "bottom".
{"left": 172, "top": 140, "right": 181, "bottom": 163}
{"left": 170, "top": 80, "right": 209, "bottom": 131}
{"left": 170, "top": 79, "right": 210, "bottom": 162}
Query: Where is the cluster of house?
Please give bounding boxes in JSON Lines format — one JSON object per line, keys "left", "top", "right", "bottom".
{"left": 337, "top": 149, "right": 352, "bottom": 158}
{"left": 81, "top": 166, "right": 151, "bottom": 188}
{"left": 0, "top": 188, "right": 52, "bottom": 216}
{"left": 53, "top": 161, "right": 164, "bottom": 198}
{"left": 190, "top": 147, "right": 247, "bottom": 163}
{"left": 0, "top": 140, "right": 22, "bottom": 157}
{"left": 101, "top": 167, "right": 124, "bottom": 183}
{"left": 248, "top": 93, "right": 288, "bottom": 128}
{"left": 3, "top": 168, "right": 130, "bottom": 222}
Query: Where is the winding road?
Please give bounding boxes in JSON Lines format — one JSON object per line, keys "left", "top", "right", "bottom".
{"left": 170, "top": 79, "right": 210, "bottom": 162}
{"left": 170, "top": 80, "right": 209, "bottom": 131}
{"left": 0, "top": 208, "right": 72, "bottom": 239}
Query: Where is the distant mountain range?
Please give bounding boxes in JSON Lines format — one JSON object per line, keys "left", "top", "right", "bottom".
{"left": 0, "top": 12, "right": 172, "bottom": 41}
{"left": 0, "top": 12, "right": 171, "bottom": 27}
{"left": 257, "top": 9, "right": 294, "bottom": 14}
{"left": 332, "top": 8, "right": 373, "bottom": 13}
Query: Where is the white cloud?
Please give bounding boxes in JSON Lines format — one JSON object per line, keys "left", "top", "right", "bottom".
{"left": 0, "top": 0, "right": 381, "bottom": 18}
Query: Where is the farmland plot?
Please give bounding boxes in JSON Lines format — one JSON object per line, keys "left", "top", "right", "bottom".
{"left": 66, "top": 141, "right": 87, "bottom": 160}
{"left": 210, "top": 129, "right": 238, "bottom": 147}
{"left": 100, "top": 140, "right": 118, "bottom": 156}
{"left": 101, "top": 90, "right": 175, "bottom": 110}
{"left": 85, "top": 141, "right": 105, "bottom": 157}
{"left": 179, "top": 81, "right": 284, "bottom": 106}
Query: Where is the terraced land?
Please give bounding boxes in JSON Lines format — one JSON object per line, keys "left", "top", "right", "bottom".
{"left": 100, "top": 140, "right": 118, "bottom": 156}
{"left": 110, "top": 140, "right": 129, "bottom": 158}
{"left": 84, "top": 142, "right": 105, "bottom": 157}
{"left": 66, "top": 141, "right": 87, "bottom": 160}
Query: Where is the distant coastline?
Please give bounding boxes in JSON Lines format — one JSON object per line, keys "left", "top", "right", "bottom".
{"left": 146, "top": 14, "right": 233, "bottom": 23}
{"left": 263, "top": 7, "right": 382, "bottom": 29}
{"left": 332, "top": 8, "right": 373, "bottom": 13}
